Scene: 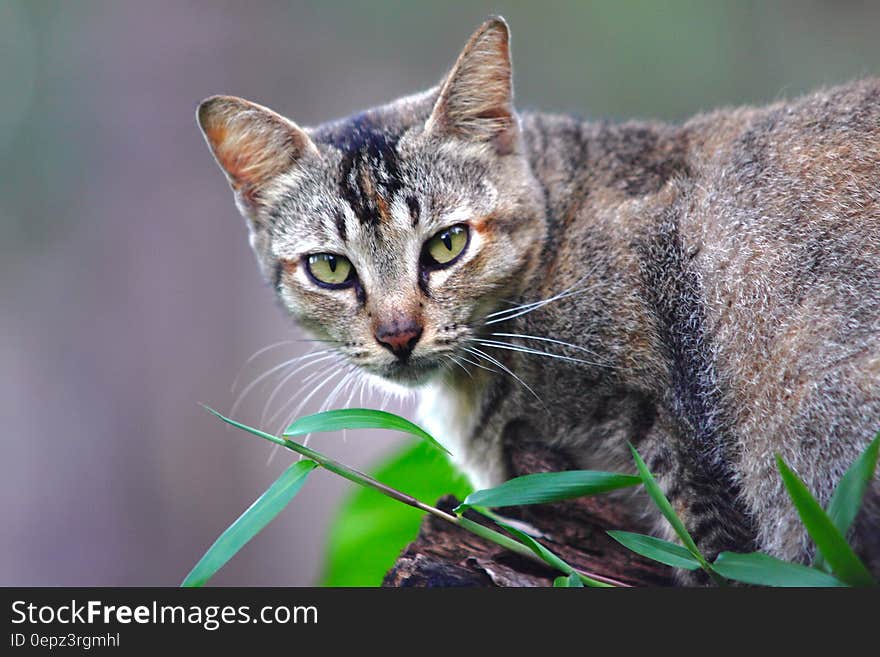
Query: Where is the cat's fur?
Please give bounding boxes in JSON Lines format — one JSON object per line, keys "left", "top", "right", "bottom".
{"left": 197, "top": 18, "right": 880, "bottom": 582}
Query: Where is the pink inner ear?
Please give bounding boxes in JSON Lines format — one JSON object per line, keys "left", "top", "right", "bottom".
{"left": 206, "top": 121, "right": 283, "bottom": 193}
{"left": 200, "top": 95, "right": 313, "bottom": 199}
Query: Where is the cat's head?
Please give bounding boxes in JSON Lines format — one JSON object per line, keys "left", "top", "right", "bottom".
{"left": 197, "top": 18, "right": 545, "bottom": 387}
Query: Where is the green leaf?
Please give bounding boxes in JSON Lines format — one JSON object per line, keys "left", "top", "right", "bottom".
{"left": 284, "top": 408, "right": 449, "bottom": 455}
{"left": 321, "top": 442, "right": 471, "bottom": 586}
{"left": 204, "top": 405, "right": 415, "bottom": 493}
{"left": 182, "top": 459, "right": 318, "bottom": 587}
{"left": 816, "top": 433, "right": 880, "bottom": 570}
{"left": 628, "top": 444, "right": 726, "bottom": 585}
{"left": 482, "top": 513, "right": 612, "bottom": 587}
{"left": 775, "top": 455, "right": 875, "bottom": 587}
{"left": 553, "top": 573, "right": 584, "bottom": 587}
{"left": 713, "top": 551, "right": 846, "bottom": 587}
{"left": 628, "top": 445, "right": 702, "bottom": 561}
{"left": 455, "top": 470, "right": 641, "bottom": 512}
{"left": 607, "top": 530, "right": 702, "bottom": 570}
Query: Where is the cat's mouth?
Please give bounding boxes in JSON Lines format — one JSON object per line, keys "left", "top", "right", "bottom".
{"left": 371, "top": 356, "right": 444, "bottom": 387}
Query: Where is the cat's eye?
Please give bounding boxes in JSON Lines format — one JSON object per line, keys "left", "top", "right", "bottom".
{"left": 422, "top": 224, "right": 469, "bottom": 267}
{"left": 305, "top": 253, "right": 355, "bottom": 288}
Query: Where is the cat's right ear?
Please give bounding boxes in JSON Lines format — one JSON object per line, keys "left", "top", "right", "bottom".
{"left": 425, "top": 17, "right": 517, "bottom": 153}
{"left": 196, "top": 95, "right": 318, "bottom": 211}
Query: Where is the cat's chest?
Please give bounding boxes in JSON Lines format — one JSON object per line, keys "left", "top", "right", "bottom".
{"left": 416, "top": 378, "right": 503, "bottom": 489}
{"left": 416, "top": 380, "right": 479, "bottom": 458}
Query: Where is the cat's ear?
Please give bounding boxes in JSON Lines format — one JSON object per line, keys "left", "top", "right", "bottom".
{"left": 425, "top": 17, "right": 517, "bottom": 152}
{"left": 196, "top": 95, "right": 318, "bottom": 206}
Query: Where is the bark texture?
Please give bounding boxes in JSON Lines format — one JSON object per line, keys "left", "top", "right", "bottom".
{"left": 384, "top": 445, "right": 675, "bottom": 587}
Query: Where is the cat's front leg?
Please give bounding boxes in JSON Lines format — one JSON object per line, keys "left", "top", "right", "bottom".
{"left": 639, "top": 439, "right": 759, "bottom": 586}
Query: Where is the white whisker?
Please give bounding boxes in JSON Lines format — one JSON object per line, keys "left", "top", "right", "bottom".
{"left": 490, "top": 331, "right": 610, "bottom": 364}
{"left": 274, "top": 362, "right": 348, "bottom": 461}
{"left": 320, "top": 366, "right": 358, "bottom": 413}
{"left": 474, "top": 338, "right": 611, "bottom": 369}
{"left": 231, "top": 339, "right": 298, "bottom": 394}
{"left": 230, "top": 349, "right": 332, "bottom": 417}
{"left": 343, "top": 371, "right": 366, "bottom": 410}
{"left": 464, "top": 346, "right": 545, "bottom": 408}
{"left": 358, "top": 375, "right": 367, "bottom": 408}
{"left": 259, "top": 352, "right": 340, "bottom": 426}
{"left": 265, "top": 443, "right": 282, "bottom": 467}
{"left": 445, "top": 353, "right": 473, "bottom": 378}
{"left": 457, "top": 353, "right": 497, "bottom": 374}
{"left": 484, "top": 287, "right": 590, "bottom": 325}
{"left": 484, "top": 264, "right": 601, "bottom": 325}
{"left": 269, "top": 361, "right": 345, "bottom": 430}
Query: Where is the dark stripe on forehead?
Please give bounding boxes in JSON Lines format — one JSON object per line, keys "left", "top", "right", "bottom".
{"left": 333, "top": 209, "right": 348, "bottom": 243}
{"left": 335, "top": 113, "right": 404, "bottom": 228}
{"left": 406, "top": 196, "right": 421, "bottom": 227}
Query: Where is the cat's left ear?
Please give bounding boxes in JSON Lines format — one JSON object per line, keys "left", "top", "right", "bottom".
{"left": 196, "top": 95, "right": 318, "bottom": 208}
{"left": 425, "top": 17, "right": 518, "bottom": 153}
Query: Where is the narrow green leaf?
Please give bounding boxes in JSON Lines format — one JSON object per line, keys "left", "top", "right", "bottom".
{"left": 628, "top": 444, "right": 726, "bottom": 585}
{"left": 479, "top": 512, "right": 612, "bottom": 587}
{"left": 628, "top": 445, "right": 702, "bottom": 560}
{"left": 607, "top": 530, "right": 702, "bottom": 571}
{"left": 455, "top": 470, "right": 641, "bottom": 512}
{"left": 713, "top": 551, "right": 846, "bottom": 587}
{"left": 284, "top": 408, "right": 449, "bottom": 455}
{"left": 816, "top": 433, "right": 880, "bottom": 570}
{"left": 553, "top": 573, "right": 584, "bottom": 587}
{"left": 203, "top": 405, "right": 437, "bottom": 505}
{"left": 776, "top": 455, "right": 875, "bottom": 587}
{"left": 182, "top": 460, "right": 318, "bottom": 587}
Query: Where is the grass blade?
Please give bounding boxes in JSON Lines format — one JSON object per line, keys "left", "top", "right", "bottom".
{"left": 455, "top": 470, "right": 641, "bottom": 512}
{"left": 713, "top": 551, "right": 846, "bottom": 587}
{"left": 628, "top": 445, "right": 701, "bottom": 559}
{"left": 607, "top": 530, "right": 702, "bottom": 570}
{"left": 816, "top": 433, "right": 880, "bottom": 570}
{"left": 470, "top": 510, "right": 612, "bottom": 587}
{"left": 203, "top": 405, "right": 455, "bottom": 520}
{"left": 628, "top": 444, "right": 726, "bottom": 584}
{"left": 775, "top": 455, "right": 875, "bottom": 586}
{"left": 284, "top": 408, "right": 449, "bottom": 455}
{"left": 182, "top": 459, "right": 318, "bottom": 587}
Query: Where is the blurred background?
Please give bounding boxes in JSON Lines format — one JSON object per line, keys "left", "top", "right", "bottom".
{"left": 2, "top": 0, "right": 880, "bottom": 586}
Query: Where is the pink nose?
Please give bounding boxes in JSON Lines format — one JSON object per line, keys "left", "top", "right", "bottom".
{"left": 375, "top": 320, "right": 423, "bottom": 361}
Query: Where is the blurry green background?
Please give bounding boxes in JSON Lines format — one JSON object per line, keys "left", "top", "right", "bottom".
{"left": 2, "top": 1, "right": 880, "bottom": 586}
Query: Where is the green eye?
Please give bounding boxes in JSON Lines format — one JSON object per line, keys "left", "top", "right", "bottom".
{"left": 423, "top": 224, "right": 469, "bottom": 266}
{"left": 305, "top": 253, "right": 354, "bottom": 287}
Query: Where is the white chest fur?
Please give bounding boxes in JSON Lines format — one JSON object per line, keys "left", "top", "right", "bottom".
{"left": 416, "top": 378, "right": 503, "bottom": 490}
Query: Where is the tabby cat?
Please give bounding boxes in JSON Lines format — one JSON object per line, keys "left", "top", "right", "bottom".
{"left": 197, "top": 18, "right": 880, "bottom": 582}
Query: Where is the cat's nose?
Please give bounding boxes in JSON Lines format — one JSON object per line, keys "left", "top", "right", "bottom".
{"left": 374, "top": 319, "right": 423, "bottom": 361}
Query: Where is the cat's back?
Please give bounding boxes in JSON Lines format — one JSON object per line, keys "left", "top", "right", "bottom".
{"left": 681, "top": 78, "right": 880, "bottom": 394}
{"left": 685, "top": 77, "right": 880, "bottom": 236}
{"left": 678, "top": 79, "right": 880, "bottom": 511}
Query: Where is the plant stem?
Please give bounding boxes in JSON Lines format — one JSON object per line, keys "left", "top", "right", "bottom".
{"left": 206, "top": 405, "right": 630, "bottom": 587}
{"left": 203, "top": 405, "right": 458, "bottom": 521}
{"left": 456, "top": 516, "right": 625, "bottom": 587}
{"left": 705, "top": 564, "right": 728, "bottom": 587}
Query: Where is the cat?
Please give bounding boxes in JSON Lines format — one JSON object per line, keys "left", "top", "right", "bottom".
{"left": 196, "top": 17, "right": 880, "bottom": 582}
